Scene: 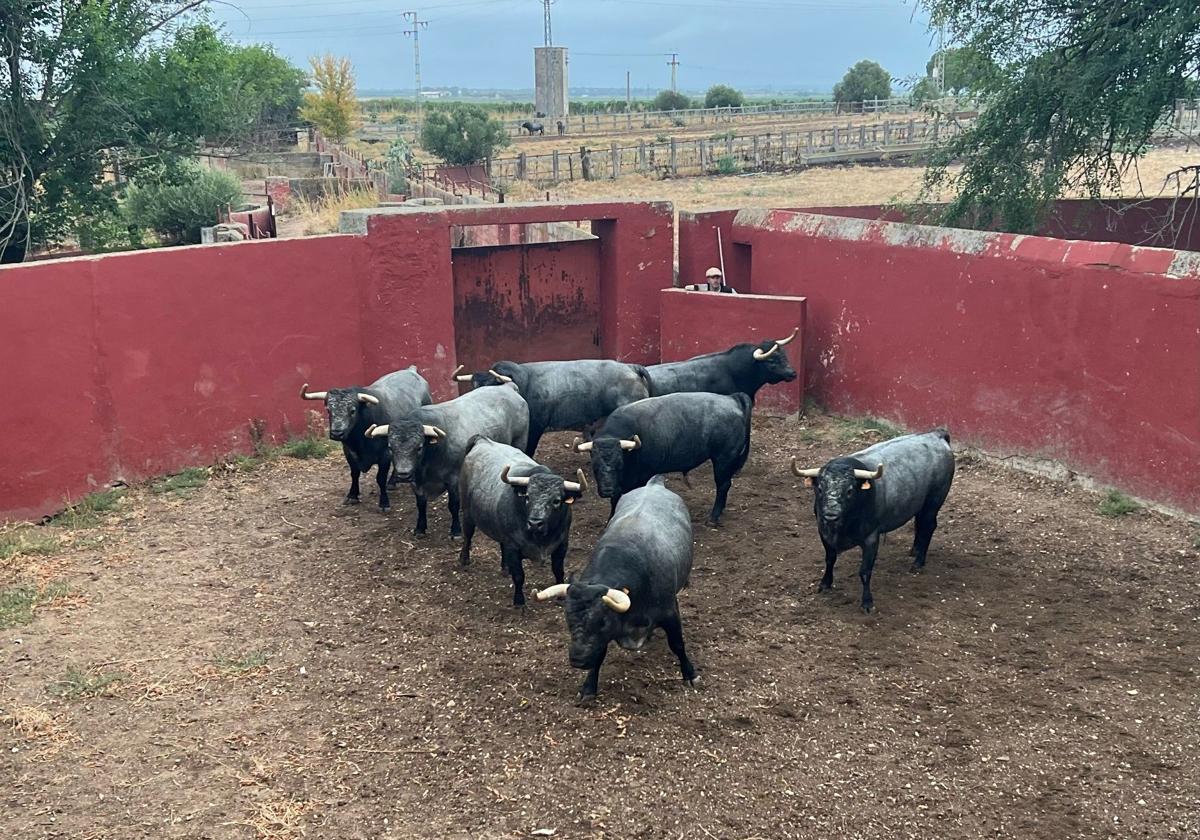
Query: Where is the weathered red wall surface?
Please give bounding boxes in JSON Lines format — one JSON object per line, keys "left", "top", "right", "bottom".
{"left": 734, "top": 208, "right": 1200, "bottom": 512}
{"left": 659, "top": 288, "right": 806, "bottom": 414}
{"left": 453, "top": 240, "right": 602, "bottom": 368}
{"left": 1, "top": 200, "right": 676, "bottom": 521}
{"left": 0, "top": 236, "right": 374, "bottom": 520}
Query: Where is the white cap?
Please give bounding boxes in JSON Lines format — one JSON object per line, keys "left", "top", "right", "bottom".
{"left": 705, "top": 267, "right": 723, "bottom": 278}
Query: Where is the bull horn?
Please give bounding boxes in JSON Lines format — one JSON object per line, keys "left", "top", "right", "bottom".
{"left": 422, "top": 425, "right": 447, "bottom": 440}
{"left": 753, "top": 343, "right": 780, "bottom": 361}
{"left": 488, "top": 368, "right": 514, "bottom": 384}
{"left": 790, "top": 456, "right": 820, "bottom": 478}
{"left": 300, "top": 383, "right": 328, "bottom": 401}
{"left": 536, "top": 584, "right": 570, "bottom": 601}
{"left": 775, "top": 327, "right": 799, "bottom": 347}
{"left": 853, "top": 464, "right": 884, "bottom": 480}
{"left": 619, "top": 435, "right": 642, "bottom": 452}
{"left": 501, "top": 465, "right": 531, "bottom": 487}
{"left": 358, "top": 392, "right": 380, "bottom": 405}
{"left": 451, "top": 364, "right": 474, "bottom": 383}
{"left": 601, "top": 588, "right": 632, "bottom": 613}
{"left": 366, "top": 424, "right": 389, "bottom": 439}
{"left": 563, "top": 468, "right": 588, "bottom": 494}
{"left": 573, "top": 437, "right": 594, "bottom": 453}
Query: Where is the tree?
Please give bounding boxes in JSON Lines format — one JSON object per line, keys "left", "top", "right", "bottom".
{"left": 833, "top": 60, "right": 892, "bottom": 109}
{"left": 704, "top": 84, "right": 745, "bottom": 109}
{"left": 0, "top": 7, "right": 306, "bottom": 263}
{"left": 917, "top": 0, "right": 1200, "bottom": 233}
{"left": 652, "top": 90, "right": 692, "bottom": 111}
{"left": 419, "top": 104, "right": 510, "bottom": 166}
{"left": 301, "top": 54, "right": 358, "bottom": 142}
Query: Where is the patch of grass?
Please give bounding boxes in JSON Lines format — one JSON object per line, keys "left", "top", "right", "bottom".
{"left": 278, "top": 437, "right": 334, "bottom": 460}
{"left": 1098, "top": 490, "right": 1140, "bottom": 518}
{"left": 47, "top": 666, "right": 124, "bottom": 701}
{"left": 50, "top": 488, "right": 126, "bottom": 528}
{"left": 289, "top": 186, "right": 381, "bottom": 236}
{"left": 150, "top": 467, "right": 210, "bottom": 496}
{"left": 0, "top": 528, "right": 61, "bottom": 562}
{"left": 831, "top": 414, "right": 904, "bottom": 443}
{"left": 716, "top": 155, "right": 739, "bottom": 175}
{"left": 214, "top": 650, "right": 271, "bottom": 673}
{"left": 0, "top": 582, "right": 73, "bottom": 630}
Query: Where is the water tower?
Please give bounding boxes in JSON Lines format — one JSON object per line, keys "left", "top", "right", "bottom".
{"left": 534, "top": 1, "right": 568, "bottom": 119}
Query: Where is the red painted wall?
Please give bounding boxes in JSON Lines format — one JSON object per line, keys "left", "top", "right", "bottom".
{"left": 1, "top": 200, "right": 676, "bottom": 521}
{"left": 453, "top": 239, "right": 602, "bottom": 368}
{"left": 659, "top": 288, "right": 806, "bottom": 413}
{"left": 733, "top": 208, "right": 1200, "bottom": 512}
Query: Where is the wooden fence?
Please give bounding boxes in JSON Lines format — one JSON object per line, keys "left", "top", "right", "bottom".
{"left": 483, "top": 117, "right": 968, "bottom": 185}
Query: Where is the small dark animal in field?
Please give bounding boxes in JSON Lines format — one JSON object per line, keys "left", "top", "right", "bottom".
{"left": 520, "top": 120, "right": 545, "bottom": 135}
{"left": 792, "top": 428, "right": 955, "bottom": 613}
{"left": 537, "top": 475, "right": 697, "bottom": 702}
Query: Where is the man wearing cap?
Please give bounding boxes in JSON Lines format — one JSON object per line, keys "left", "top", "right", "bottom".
{"left": 684, "top": 267, "right": 738, "bottom": 293}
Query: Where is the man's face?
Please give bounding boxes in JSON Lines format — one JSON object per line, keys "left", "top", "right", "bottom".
{"left": 708, "top": 274, "right": 722, "bottom": 289}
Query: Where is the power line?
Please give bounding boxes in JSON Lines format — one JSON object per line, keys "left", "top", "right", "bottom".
{"left": 541, "top": 0, "right": 554, "bottom": 46}
{"left": 403, "top": 11, "right": 430, "bottom": 121}
{"left": 668, "top": 52, "right": 679, "bottom": 92}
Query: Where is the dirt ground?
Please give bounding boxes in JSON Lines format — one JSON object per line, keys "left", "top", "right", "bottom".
{"left": 3, "top": 412, "right": 1199, "bottom": 839}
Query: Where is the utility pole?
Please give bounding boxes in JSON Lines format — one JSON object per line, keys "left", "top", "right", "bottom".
{"left": 403, "top": 11, "right": 429, "bottom": 124}
{"left": 668, "top": 52, "right": 679, "bottom": 92}
{"left": 542, "top": 0, "right": 554, "bottom": 46}
{"left": 935, "top": 22, "right": 946, "bottom": 96}
{"left": 626, "top": 70, "right": 631, "bottom": 109}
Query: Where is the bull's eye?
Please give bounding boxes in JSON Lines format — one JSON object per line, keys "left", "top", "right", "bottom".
{"left": 553, "top": 499, "right": 562, "bottom": 507}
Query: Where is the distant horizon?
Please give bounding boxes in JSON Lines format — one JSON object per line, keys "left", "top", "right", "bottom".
{"left": 210, "top": 0, "right": 936, "bottom": 94}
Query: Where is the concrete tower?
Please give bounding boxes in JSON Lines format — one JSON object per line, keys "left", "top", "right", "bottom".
{"left": 534, "top": 46, "right": 569, "bottom": 119}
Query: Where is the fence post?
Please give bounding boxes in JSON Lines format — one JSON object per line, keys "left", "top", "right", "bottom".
{"left": 611, "top": 141, "right": 620, "bottom": 178}
{"left": 858, "top": 125, "right": 866, "bottom": 148}
{"left": 807, "top": 130, "right": 814, "bottom": 151}
{"left": 568, "top": 155, "right": 575, "bottom": 181}
{"left": 752, "top": 135, "right": 761, "bottom": 167}
{"left": 781, "top": 131, "right": 788, "bottom": 160}
{"left": 670, "top": 138, "right": 678, "bottom": 176}
{"left": 552, "top": 150, "right": 560, "bottom": 182}
{"left": 908, "top": 118, "right": 916, "bottom": 142}
{"left": 932, "top": 121, "right": 940, "bottom": 143}
{"left": 518, "top": 152, "right": 527, "bottom": 180}
{"left": 726, "top": 134, "right": 734, "bottom": 157}
{"left": 638, "top": 141, "right": 647, "bottom": 171}
{"left": 832, "top": 127, "right": 839, "bottom": 151}
{"left": 883, "top": 121, "right": 892, "bottom": 146}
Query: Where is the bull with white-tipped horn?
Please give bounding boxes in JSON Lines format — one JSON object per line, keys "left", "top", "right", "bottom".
{"left": 299, "top": 367, "right": 432, "bottom": 511}
{"left": 536, "top": 475, "right": 697, "bottom": 703}
{"left": 368, "top": 382, "right": 530, "bottom": 537}
{"left": 791, "top": 428, "right": 955, "bottom": 613}
{"left": 458, "top": 436, "right": 587, "bottom": 606}
{"left": 452, "top": 359, "right": 652, "bottom": 457}
{"left": 642, "top": 327, "right": 800, "bottom": 400}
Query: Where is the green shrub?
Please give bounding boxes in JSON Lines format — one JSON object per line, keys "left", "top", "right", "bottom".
{"left": 125, "top": 166, "right": 242, "bottom": 244}
{"left": 419, "top": 104, "right": 509, "bottom": 166}
{"left": 716, "top": 156, "right": 739, "bottom": 175}
{"left": 1098, "top": 491, "right": 1140, "bottom": 518}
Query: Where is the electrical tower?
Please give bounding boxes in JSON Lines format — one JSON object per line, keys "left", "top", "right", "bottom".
{"left": 668, "top": 53, "right": 679, "bottom": 92}
{"left": 404, "top": 11, "right": 430, "bottom": 122}
{"left": 542, "top": 0, "right": 554, "bottom": 46}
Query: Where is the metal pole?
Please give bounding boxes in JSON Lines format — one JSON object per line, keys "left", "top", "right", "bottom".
{"left": 404, "top": 12, "right": 430, "bottom": 125}
{"left": 717, "top": 227, "right": 727, "bottom": 287}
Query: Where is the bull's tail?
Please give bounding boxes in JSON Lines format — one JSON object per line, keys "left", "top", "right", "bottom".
{"left": 630, "top": 364, "right": 655, "bottom": 397}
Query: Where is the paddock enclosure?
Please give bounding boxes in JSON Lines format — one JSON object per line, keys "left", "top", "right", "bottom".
{"left": 2, "top": 198, "right": 1199, "bottom": 837}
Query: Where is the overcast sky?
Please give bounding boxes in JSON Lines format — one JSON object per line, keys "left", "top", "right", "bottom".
{"left": 209, "top": 0, "right": 937, "bottom": 93}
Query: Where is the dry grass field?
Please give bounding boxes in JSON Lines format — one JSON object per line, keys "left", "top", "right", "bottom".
{"left": 504, "top": 146, "right": 1199, "bottom": 211}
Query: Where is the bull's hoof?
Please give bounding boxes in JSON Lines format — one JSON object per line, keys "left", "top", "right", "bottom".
{"left": 909, "top": 562, "right": 925, "bottom": 574}
{"left": 411, "top": 528, "right": 427, "bottom": 537}
{"left": 343, "top": 497, "right": 361, "bottom": 506}
{"left": 818, "top": 581, "right": 833, "bottom": 593}
{"left": 575, "top": 692, "right": 597, "bottom": 707}
{"left": 449, "top": 531, "right": 462, "bottom": 541}
{"left": 459, "top": 552, "right": 471, "bottom": 567}
{"left": 705, "top": 519, "right": 721, "bottom": 529}
{"left": 861, "top": 602, "right": 875, "bottom": 615}
{"left": 379, "top": 505, "right": 390, "bottom": 514}
{"left": 685, "top": 675, "right": 701, "bottom": 689}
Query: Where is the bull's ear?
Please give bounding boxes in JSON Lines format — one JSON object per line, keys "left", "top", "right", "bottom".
{"left": 804, "top": 477, "right": 814, "bottom": 488}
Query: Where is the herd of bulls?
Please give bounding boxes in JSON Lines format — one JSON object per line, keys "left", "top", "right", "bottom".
{"left": 300, "top": 330, "right": 956, "bottom": 701}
